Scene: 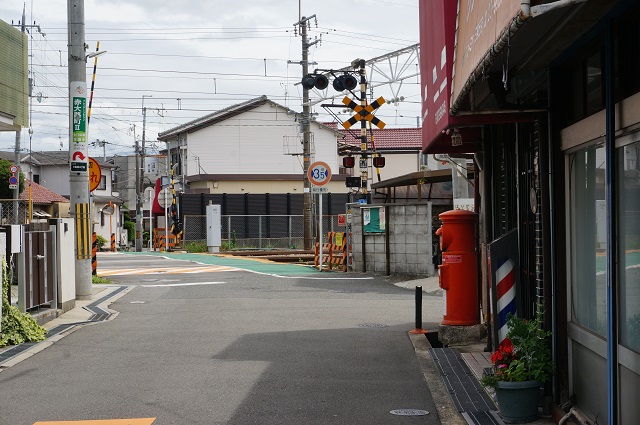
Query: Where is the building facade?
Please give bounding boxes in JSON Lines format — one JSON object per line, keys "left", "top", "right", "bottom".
{"left": 420, "top": 1, "right": 640, "bottom": 423}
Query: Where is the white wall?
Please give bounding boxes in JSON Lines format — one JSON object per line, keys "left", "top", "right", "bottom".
{"left": 53, "top": 218, "right": 76, "bottom": 312}
{"left": 183, "top": 103, "right": 339, "bottom": 177}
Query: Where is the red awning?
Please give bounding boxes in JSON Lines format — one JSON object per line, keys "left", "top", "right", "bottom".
{"left": 420, "top": 0, "right": 483, "bottom": 154}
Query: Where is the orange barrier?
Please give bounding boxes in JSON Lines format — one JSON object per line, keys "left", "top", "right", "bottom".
{"left": 314, "top": 232, "right": 348, "bottom": 271}
{"left": 153, "top": 228, "right": 177, "bottom": 250}
{"left": 110, "top": 233, "right": 116, "bottom": 252}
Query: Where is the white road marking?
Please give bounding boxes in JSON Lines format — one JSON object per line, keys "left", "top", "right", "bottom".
{"left": 140, "top": 281, "right": 226, "bottom": 288}
{"left": 98, "top": 266, "right": 238, "bottom": 276}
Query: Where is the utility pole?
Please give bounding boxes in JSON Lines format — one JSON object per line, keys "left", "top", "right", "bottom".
{"left": 134, "top": 133, "right": 141, "bottom": 251}
{"left": 136, "top": 95, "right": 151, "bottom": 251}
{"left": 68, "top": 0, "right": 92, "bottom": 299}
{"left": 297, "top": 15, "right": 318, "bottom": 250}
{"left": 358, "top": 59, "right": 368, "bottom": 201}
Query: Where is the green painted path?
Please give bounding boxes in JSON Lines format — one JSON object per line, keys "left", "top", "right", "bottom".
{"left": 121, "top": 251, "right": 323, "bottom": 276}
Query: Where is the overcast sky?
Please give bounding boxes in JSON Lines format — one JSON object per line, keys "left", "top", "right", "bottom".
{"left": 0, "top": 0, "right": 420, "bottom": 159}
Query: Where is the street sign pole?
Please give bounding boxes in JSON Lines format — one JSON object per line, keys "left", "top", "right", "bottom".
{"left": 307, "top": 161, "right": 332, "bottom": 271}
{"left": 68, "top": 0, "right": 92, "bottom": 300}
{"left": 318, "top": 189, "right": 323, "bottom": 271}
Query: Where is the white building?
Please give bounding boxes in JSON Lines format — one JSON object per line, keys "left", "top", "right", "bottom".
{"left": 157, "top": 96, "right": 346, "bottom": 195}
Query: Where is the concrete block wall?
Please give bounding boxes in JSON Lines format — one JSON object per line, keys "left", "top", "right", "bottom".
{"left": 350, "top": 203, "right": 436, "bottom": 277}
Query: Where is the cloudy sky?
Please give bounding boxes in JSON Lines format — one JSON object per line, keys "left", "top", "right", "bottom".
{"left": 0, "top": 0, "right": 420, "bottom": 158}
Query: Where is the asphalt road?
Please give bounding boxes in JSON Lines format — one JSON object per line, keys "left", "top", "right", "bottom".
{"left": 0, "top": 252, "right": 446, "bottom": 425}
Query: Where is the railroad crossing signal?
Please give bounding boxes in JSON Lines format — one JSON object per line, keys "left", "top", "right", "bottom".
{"left": 341, "top": 96, "right": 386, "bottom": 130}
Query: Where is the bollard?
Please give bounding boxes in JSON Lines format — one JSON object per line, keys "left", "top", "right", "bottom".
{"left": 415, "top": 285, "right": 422, "bottom": 329}
{"left": 409, "top": 286, "right": 428, "bottom": 334}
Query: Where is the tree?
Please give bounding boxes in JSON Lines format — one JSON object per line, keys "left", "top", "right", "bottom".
{"left": 0, "top": 160, "right": 25, "bottom": 199}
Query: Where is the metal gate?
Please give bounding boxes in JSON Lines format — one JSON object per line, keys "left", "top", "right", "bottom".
{"left": 24, "top": 224, "right": 55, "bottom": 310}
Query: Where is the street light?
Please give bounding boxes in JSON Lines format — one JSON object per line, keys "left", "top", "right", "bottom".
{"left": 85, "top": 50, "right": 106, "bottom": 61}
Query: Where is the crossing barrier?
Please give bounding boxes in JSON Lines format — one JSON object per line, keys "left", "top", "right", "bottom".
{"left": 153, "top": 228, "right": 177, "bottom": 250}
{"left": 314, "top": 232, "right": 348, "bottom": 271}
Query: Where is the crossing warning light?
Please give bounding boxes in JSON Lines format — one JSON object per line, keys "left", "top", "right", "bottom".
{"left": 373, "top": 156, "right": 385, "bottom": 168}
{"left": 302, "top": 74, "right": 329, "bottom": 90}
{"left": 333, "top": 74, "right": 358, "bottom": 92}
{"left": 343, "top": 156, "right": 355, "bottom": 168}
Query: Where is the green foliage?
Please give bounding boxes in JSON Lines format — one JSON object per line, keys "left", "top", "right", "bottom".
{"left": 184, "top": 241, "right": 208, "bottom": 253}
{"left": 220, "top": 231, "right": 238, "bottom": 252}
{"left": 0, "top": 159, "right": 25, "bottom": 199}
{"left": 481, "top": 307, "right": 553, "bottom": 388}
{"left": 95, "top": 235, "right": 108, "bottom": 251}
{"left": 92, "top": 274, "right": 112, "bottom": 284}
{"left": 1, "top": 258, "right": 47, "bottom": 347}
{"left": 121, "top": 204, "right": 131, "bottom": 222}
{"left": 123, "top": 221, "right": 135, "bottom": 242}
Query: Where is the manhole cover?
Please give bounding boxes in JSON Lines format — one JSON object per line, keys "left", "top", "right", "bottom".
{"left": 357, "top": 323, "right": 389, "bottom": 328}
{"left": 390, "top": 409, "right": 429, "bottom": 416}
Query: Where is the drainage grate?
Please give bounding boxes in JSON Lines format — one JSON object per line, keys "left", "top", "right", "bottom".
{"left": 356, "top": 323, "right": 389, "bottom": 328}
{"left": 390, "top": 409, "right": 429, "bottom": 416}
{"left": 462, "top": 411, "right": 505, "bottom": 425}
{"left": 429, "top": 348, "right": 497, "bottom": 414}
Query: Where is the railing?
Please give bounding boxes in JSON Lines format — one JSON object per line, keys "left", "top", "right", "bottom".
{"left": 183, "top": 214, "right": 342, "bottom": 250}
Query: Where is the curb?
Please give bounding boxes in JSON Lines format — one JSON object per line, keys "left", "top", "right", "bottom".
{"left": 409, "top": 332, "right": 467, "bottom": 425}
{"left": 0, "top": 285, "right": 131, "bottom": 371}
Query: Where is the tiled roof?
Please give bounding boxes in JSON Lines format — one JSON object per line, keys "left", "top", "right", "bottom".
{"left": 19, "top": 180, "right": 69, "bottom": 205}
{"left": 323, "top": 123, "right": 422, "bottom": 150}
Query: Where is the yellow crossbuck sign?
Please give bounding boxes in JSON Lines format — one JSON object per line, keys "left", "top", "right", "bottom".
{"left": 341, "top": 96, "right": 386, "bottom": 130}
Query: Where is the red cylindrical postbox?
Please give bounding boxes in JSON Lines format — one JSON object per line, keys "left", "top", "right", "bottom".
{"left": 436, "top": 210, "right": 479, "bottom": 326}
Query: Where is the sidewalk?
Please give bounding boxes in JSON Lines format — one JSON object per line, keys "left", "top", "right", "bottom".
{"left": 0, "top": 284, "right": 130, "bottom": 369}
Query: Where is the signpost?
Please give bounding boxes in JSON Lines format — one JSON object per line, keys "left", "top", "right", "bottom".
{"left": 88, "top": 157, "right": 101, "bottom": 192}
{"left": 8, "top": 164, "right": 18, "bottom": 190}
{"left": 308, "top": 161, "right": 332, "bottom": 270}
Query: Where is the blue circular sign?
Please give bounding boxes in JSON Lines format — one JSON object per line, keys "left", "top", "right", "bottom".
{"left": 9, "top": 176, "right": 18, "bottom": 185}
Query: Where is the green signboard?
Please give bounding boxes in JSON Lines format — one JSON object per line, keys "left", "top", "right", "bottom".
{"left": 363, "top": 207, "right": 385, "bottom": 233}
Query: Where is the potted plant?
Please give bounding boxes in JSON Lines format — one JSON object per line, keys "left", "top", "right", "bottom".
{"left": 481, "top": 307, "right": 553, "bottom": 423}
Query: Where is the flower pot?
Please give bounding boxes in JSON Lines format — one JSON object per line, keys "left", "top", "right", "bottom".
{"left": 495, "top": 380, "right": 540, "bottom": 423}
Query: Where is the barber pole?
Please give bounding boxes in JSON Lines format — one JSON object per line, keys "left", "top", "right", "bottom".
{"left": 496, "top": 257, "right": 517, "bottom": 345}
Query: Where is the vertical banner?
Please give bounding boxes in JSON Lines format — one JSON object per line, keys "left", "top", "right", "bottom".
{"left": 70, "top": 81, "right": 88, "bottom": 173}
{"left": 488, "top": 229, "right": 521, "bottom": 350}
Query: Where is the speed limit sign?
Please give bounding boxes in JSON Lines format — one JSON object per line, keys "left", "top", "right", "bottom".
{"left": 308, "top": 161, "right": 332, "bottom": 186}
{"left": 9, "top": 165, "right": 18, "bottom": 174}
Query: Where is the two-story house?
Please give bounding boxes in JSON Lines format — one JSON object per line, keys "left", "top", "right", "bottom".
{"left": 157, "top": 95, "right": 346, "bottom": 195}
{"left": 1, "top": 151, "right": 123, "bottom": 247}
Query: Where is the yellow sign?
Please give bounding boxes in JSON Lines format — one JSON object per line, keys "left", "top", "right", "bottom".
{"left": 88, "top": 157, "right": 102, "bottom": 192}
{"left": 33, "top": 419, "right": 156, "bottom": 425}
{"left": 341, "top": 96, "right": 386, "bottom": 129}
{"left": 335, "top": 232, "right": 344, "bottom": 246}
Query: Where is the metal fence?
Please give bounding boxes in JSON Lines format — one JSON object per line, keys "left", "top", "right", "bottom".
{"left": 0, "top": 201, "right": 30, "bottom": 225}
{"left": 183, "top": 214, "right": 343, "bottom": 250}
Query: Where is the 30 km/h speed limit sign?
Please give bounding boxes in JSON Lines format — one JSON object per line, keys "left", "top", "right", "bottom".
{"left": 308, "top": 161, "right": 332, "bottom": 186}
